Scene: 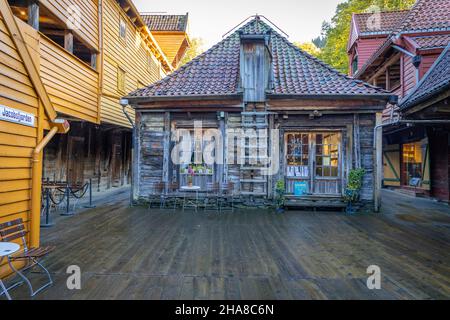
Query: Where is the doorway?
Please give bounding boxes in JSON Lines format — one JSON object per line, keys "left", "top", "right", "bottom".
{"left": 285, "top": 132, "right": 342, "bottom": 196}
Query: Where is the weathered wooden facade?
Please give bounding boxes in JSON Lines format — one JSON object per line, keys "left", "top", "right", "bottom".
{"left": 126, "top": 17, "right": 393, "bottom": 210}
{"left": 349, "top": 0, "right": 450, "bottom": 200}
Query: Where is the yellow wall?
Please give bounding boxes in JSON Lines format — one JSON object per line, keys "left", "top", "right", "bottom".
{"left": 152, "top": 32, "right": 188, "bottom": 66}
{"left": 100, "top": 0, "right": 165, "bottom": 127}
{"left": 0, "top": 14, "right": 40, "bottom": 276}
{"left": 383, "top": 144, "right": 400, "bottom": 187}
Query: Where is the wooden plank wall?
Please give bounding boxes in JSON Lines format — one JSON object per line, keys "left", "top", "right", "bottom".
{"left": 39, "top": 0, "right": 99, "bottom": 51}
{"left": 137, "top": 112, "right": 165, "bottom": 197}
{"left": 0, "top": 14, "right": 39, "bottom": 275}
{"left": 152, "top": 33, "right": 186, "bottom": 64}
{"left": 101, "top": 0, "right": 165, "bottom": 127}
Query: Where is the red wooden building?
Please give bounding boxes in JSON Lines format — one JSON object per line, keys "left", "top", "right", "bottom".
{"left": 348, "top": 0, "right": 450, "bottom": 201}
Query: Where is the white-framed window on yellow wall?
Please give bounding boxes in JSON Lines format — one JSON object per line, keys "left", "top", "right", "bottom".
{"left": 118, "top": 67, "right": 126, "bottom": 93}
{"left": 119, "top": 17, "right": 127, "bottom": 41}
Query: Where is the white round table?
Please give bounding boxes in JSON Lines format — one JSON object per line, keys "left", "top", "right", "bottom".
{"left": 180, "top": 186, "right": 201, "bottom": 211}
{"left": 0, "top": 242, "right": 19, "bottom": 257}
{"left": 0, "top": 242, "right": 20, "bottom": 300}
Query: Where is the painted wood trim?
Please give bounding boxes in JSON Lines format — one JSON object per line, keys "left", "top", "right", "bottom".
{"left": 0, "top": 0, "right": 57, "bottom": 121}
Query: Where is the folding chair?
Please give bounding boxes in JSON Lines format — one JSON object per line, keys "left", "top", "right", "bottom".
{"left": 148, "top": 182, "right": 165, "bottom": 209}
{"left": 204, "top": 182, "right": 220, "bottom": 212}
{"left": 0, "top": 219, "right": 54, "bottom": 297}
{"left": 220, "top": 182, "right": 236, "bottom": 212}
{"left": 166, "top": 182, "right": 181, "bottom": 210}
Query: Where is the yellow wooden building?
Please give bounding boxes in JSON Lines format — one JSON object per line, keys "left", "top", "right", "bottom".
{"left": 0, "top": 0, "right": 189, "bottom": 276}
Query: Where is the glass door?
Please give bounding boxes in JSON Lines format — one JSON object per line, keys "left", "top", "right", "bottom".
{"left": 285, "top": 132, "right": 342, "bottom": 196}
{"left": 314, "top": 133, "right": 342, "bottom": 195}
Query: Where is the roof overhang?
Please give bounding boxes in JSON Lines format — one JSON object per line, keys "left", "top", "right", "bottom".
{"left": 267, "top": 93, "right": 397, "bottom": 103}
{"left": 126, "top": 93, "right": 244, "bottom": 105}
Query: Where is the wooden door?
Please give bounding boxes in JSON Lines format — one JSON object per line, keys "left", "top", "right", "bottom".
{"left": 312, "top": 133, "right": 342, "bottom": 195}
{"left": 67, "top": 136, "right": 85, "bottom": 186}
{"left": 285, "top": 132, "right": 342, "bottom": 196}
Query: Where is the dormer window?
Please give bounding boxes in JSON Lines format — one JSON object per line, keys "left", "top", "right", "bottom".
{"left": 352, "top": 55, "right": 358, "bottom": 76}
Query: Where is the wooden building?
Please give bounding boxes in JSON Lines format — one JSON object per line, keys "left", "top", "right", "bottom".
{"left": 0, "top": 0, "right": 189, "bottom": 276}
{"left": 0, "top": 0, "right": 69, "bottom": 276}
{"left": 349, "top": 0, "right": 450, "bottom": 200}
{"left": 3, "top": 0, "right": 189, "bottom": 192}
{"left": 126, "top": 17, "right": 394, "bottom": 210}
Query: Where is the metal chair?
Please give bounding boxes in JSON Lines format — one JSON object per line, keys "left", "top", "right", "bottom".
{"left": 148, "top": 182, "right": 165, "bottom": 209}
{"left": 204, "top": 182, "right": 220, "bottom": 212}
{"left": 0, "top": 218, "right": 54, "bottom": 297}
{"left": 220, "top": 182, "right": 236, "bottom": 212}
{"left": 165, "top": 182, "right": 181, "bottom": 210}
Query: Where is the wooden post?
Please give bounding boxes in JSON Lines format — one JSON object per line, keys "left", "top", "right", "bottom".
{"left": 162, "top": 112, "right": 170, "bottom": 194}
{"left": 217, "top": 116, "right": 225, "bottom": 189}
{"left": 374, "top": 112, "right": 383, "bottom": 213}
{"left": 267, "top": 113, "right": 274, "bottom": 199}
{"left": 64, "top": 30, "right": 74, "bottom": 54}
{"left": 353, "top": 114, "right": 361, "bottom": 168}
{"left": 28, "top": 0, "right": 39, "bottom": 30}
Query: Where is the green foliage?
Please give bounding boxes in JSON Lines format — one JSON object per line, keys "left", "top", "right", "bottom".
{"left": 180, "top": 38, "right": 205, "bottom": 66}
{"left": 294, "top": 42, "right": 321, "bottom": 57}
{"left": 344, "top": 168, "right": 366, "bottom": 203}
{"left": 347, "top": 168, "right": 366, "bottom": 190}
{"left": 316, "top": 0, "right": 416, "bottom": 73}
{"left": 275, "top": 180, "right": 286, "bottom": 209}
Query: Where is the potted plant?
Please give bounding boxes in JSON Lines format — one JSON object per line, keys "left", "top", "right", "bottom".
{"left": 344, "top": 168, "right": 366, "bottom": 214}
{"left": 275, "top": 179, "right": 286, "bottom": 213}
{"left": 187, "top": 165, "right": 195, "bottom": 187}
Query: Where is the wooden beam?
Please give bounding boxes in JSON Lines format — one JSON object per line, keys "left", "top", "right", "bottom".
{"left": 27, "top": 0, "right": 38, "bottom": 30}
{"left": 367, "top": 52, "right": 401, "bottom": 84}
{"left": 0, "top": 0, "right": 57, "bottom": 120}
{"left": 374, "top": 112, "right": 383, "bottom": 213}
{"left": 64, "top": 30, "right": 74, "bottom": 53}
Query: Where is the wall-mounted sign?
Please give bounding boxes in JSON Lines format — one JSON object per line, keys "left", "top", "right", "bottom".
{"left": 0, "top": 105, "right": 35, "bottom": 127}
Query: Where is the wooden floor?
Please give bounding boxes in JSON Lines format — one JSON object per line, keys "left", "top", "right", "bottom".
{"left": 8, "top": 189, "right": 450, "bottom": 300}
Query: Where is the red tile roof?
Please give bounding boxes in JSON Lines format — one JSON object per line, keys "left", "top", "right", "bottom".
{"left": 397, "top": 0, "right": 450, "bottom": 33}
{"left": 128, "top": 18, "right": 387, "bottom": 100}
{"left": 411, "top": 34, "right": 450, "bottom": 50}
{"left": 354, "top": 10, "right": 409, "bottom": 35}
{"left": 401, "top": 43, "right": 450, "bottom": 109}
{"left": 141, "top": 14, "right": 188, "bottom": 32}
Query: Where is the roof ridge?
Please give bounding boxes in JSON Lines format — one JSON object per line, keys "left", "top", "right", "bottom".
{"left": 354, "top": 8, "right": 410, "bottom": 16}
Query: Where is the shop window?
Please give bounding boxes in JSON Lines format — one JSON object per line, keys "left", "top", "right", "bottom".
{"left": 315, "top": 133, "right": 339, "bottom": 178}
{"left": 402, "top": 142, "right": 423, "bottom": 186}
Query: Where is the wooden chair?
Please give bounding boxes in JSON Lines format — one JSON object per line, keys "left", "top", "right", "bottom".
{"left": 204, "top": 182, "right": 220, "bottom": 212}
{"left": 0, "top": 218, "right": 54, "bottom": 297}
{"left": 220, "top": 182, "right": 236, "bottom": 212}
{"left": 148, "top": 182, "right": 165, "bottom": 209}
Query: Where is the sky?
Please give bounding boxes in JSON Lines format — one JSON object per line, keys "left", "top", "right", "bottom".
{"left": 134, "top": 0, "right": 345, "bottom": 49}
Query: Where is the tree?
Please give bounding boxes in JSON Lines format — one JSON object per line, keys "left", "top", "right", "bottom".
{"left": 180, "top": 38, "right": 205, "bottom": 66}
{"left": 294, "top": 42, "right": 321, "bottom": 57}
{"left": 316, "top": 0, "right": 416, "bottom": 74}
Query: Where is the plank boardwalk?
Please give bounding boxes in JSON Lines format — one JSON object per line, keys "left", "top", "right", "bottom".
{"left": 10, "top": 189, "right": 450, "bottom": 300}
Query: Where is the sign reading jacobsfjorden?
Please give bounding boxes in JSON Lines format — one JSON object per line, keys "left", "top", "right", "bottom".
{"left": 0, "top": 105, "right": 35, "bottom": 127}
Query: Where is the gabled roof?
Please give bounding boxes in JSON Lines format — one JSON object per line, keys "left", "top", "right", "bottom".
{"left": 409, "top": 34, "right": 450, "bottom": 50}
{"left": 400, "top": 43, "right": 450, "bottom": 110}
{"left": 354, "top": 10, "right": 409, "bottom": 36}
{"left": 353, "top": 0, "right": 450, "bottom": 79}
{"left": 141, "top": 14, "right": 189, "bottom": 32}
{"left": 396, "top": 0, "right": 450, "bottom": 34}
{"left": 128, "top": 17, "right": 388, "bottom": 101}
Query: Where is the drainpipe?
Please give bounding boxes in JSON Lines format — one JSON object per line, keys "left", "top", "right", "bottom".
{"left": 30, "top": 119, "right": 69, "bottom": 247}
{"left": 120, "top": 99, "right": 135, "bottom": 206}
